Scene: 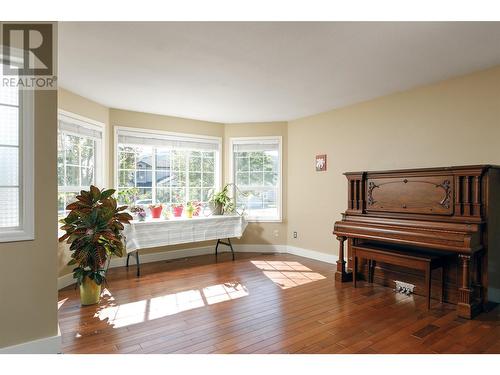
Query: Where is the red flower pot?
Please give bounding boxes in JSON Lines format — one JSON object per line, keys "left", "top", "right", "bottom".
{"left": 173, "top": 206, "right": 184, "bottom": 217}
{"left": 150, "top": 206, "right": 163, "bottom": 219}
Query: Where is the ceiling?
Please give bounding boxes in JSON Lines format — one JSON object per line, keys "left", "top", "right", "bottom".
{"left": 59, "top": 22, "right": 500, "bottom": 123}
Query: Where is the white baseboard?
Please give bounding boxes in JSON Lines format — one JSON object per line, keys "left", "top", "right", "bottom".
{"left": 489, "top": 287, "right": 500, "bottom": 303}
{"left": 0, "top": 329, "right": 61, "bottom": 354}
{"left": 232, "top": 244, "right": 288, "bottom": 253}
{"left": 287, "top": 245, "right": 338, "bottom": 264}
{"left": 58, "top": 243, "right": 336, "bottom": 290}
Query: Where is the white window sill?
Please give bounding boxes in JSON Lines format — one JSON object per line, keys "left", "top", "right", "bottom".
{"left": 0, "top": 229, "right": 34, "bottom": 243}
{"left": 245, "top": 218, "right": 282, "bottom": 223}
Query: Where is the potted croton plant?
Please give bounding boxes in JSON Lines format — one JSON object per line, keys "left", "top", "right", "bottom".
{"left": 59, "top": 186, "right": 132, "bottom": 306}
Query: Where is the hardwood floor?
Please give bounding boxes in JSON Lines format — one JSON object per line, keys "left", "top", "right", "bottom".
{"left": 58, "top": 252, "right": 500, "bottom": 354}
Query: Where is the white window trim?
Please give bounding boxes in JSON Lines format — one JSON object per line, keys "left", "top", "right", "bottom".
{"left": 113, "top": 125, "right": 222, "bottom": 202}
{"left": 57, "top": 110, "right": 106, "bottom": 188}
{"left": 0, "top": 86, "right": 34, "bottom": 242}
{"left": 229, "top": 136, "right": 283, "bottom": 223}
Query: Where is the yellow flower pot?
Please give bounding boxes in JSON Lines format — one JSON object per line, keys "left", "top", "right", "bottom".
{"left": 79, "top": 276, "right": 102, "bottom": 306}
{"left": 186, "top": 210, "right": 193, "bottom": 218}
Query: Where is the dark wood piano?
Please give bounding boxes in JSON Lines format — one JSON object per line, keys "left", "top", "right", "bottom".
{"left": 333, "top": 165, "right": 500, "bottom": 319}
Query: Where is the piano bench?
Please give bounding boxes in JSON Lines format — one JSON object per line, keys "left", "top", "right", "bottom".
{"left": 351, "top": 243, "right": 446, "bottom": 310}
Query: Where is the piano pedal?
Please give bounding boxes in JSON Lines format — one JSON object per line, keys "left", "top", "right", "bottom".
{"left": 395, "top": 280, "right": 415, "bottom": 295}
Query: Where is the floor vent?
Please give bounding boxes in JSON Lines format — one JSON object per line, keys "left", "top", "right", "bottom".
{"left": 394, "top": 280, "right": 415, "bottom": 295}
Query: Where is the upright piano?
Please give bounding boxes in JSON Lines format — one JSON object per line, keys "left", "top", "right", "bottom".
{"left": 333, "top": 165, "right": 500, "bottom": 319}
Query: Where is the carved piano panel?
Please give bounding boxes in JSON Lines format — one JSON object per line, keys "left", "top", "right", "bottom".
{"left": 333, "top": 165, "right": 500, "bottom": 319}
{"left": 367, "top": 176, "right": 453, "bottom": 215}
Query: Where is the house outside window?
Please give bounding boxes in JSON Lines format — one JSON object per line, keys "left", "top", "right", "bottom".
{"left": 115, "top": 127, "right": 221, "bottom": 208}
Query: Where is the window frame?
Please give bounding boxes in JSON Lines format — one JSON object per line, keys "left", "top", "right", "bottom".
{"left": 57, "top": 110, "right": 105, "bottom": 218}
{"left": 114, "top": 125, "right": 222, "bottom": 206}
{"left": 229, "top": 136, "right": 283, "bottom": 223}
{"left": 0, "top": 70, "right": 35, "bottom": 242}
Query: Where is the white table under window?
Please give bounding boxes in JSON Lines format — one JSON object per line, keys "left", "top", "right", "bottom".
{"left": 122, "top": 215, "right": 247, "bottom": 276}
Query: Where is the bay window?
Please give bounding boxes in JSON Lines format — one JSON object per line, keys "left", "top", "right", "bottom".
{"left": 57, "top": 112, "right": 103, "bottom": 217}
{"left": 230, "top": 137, "right": 282, "bottom": 221}
{"left": 115, "top": 128, "right": 221, "bottom": 207}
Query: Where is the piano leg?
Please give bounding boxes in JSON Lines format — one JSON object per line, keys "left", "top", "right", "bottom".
{"left": 335, "top": 236, "right": 352, "bottom": 282}
{"left": 457, "top": 254, "right": 480, "bottom": 319}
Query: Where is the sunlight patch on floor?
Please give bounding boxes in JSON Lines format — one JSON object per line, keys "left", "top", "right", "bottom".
{"left": 251, "top": 260, "right": 326, "bottom": 289}
{"left": 93, "top": 282, "right": 248, "bottom": 329}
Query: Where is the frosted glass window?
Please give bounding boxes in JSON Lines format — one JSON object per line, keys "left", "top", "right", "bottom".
{"left": 0, "top": 60, "right": 34, "bottom": 241}
{"left": 0, "top": 69, "right": 21, "bottom": 230}
{"left": 0, "top": 188, "right": 19, "bottom": 228}
{"left": 0, "top": 147, "right": 19, "bottom": 186}
{"left": 0, "top": 105, "right": 19, "bottom": 146}
{"left": 0, "top": 83, "right": 18, "bottom": 106}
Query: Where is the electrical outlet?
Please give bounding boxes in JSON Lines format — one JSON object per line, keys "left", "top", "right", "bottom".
{"left": 293, "top": 231, "right": 297, "bottom": 239}
{"left": 273, "top": 229, "right": 279, "bottom": 238}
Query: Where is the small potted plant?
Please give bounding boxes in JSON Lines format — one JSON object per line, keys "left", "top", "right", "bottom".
{"left": 209, "top": 184, "right": 235, "bottom": 215}
{"left": 172, "top": 203, "right": 184, "bottom": 217}
{"left": 149, "top": 203, "right": 163, "bottom": 219}
{"left": 185, "top": 201, "right": 201, "bottom": 218}
{"left": 130, "top": 205, "right": 146, "bottom": 221}
{"left": 59, "top": 186, "right": 132, "bottom": 306}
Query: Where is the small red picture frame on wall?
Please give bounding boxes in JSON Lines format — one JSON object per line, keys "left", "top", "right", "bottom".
{"left": 316, "top": 154, "right": 327, "bottom": 172}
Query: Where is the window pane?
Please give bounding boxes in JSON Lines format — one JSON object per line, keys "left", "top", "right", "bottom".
{"left": 189, "top": 188, "right": 202, "bottom": 201}
{"left": 171, "top": 171, "right": 186, "bottom": 187}
{"left": 0, "top": 105, "right": 19, "bottom": 146}
{"left": 249, "top": 153, "right": 263, "bottom": 171}
{"left": 156, "top": 188, "right": 170, "bottom": 203}
{"left": 236, "top": 172, "right": 249, "bottom": 186}
{"left": 119, "top": 152, "right": 135, "bottom": 169}
{"left": 264, "top": 172, "right": 278, "bottom": 186}
{"left": 189, "top": 157, "right": 202, "bottom": 172}
{"left": 136, "top": 152, "right": 152, "bottom": 170}
{"left": 81, "top": 167, "right": 94, "bottom": 187}
{"left": 171, "top": 188, "right": 185, "bottom": 203}
{"left": 156, "top": 149, "right": 170, "bottom": 169}
{"left": 0, "top": 187, "right": 19, "bottom": 227}
{"left": 136, "top": 188, "right": 152, "bottom": 205}
{"left": 136, "top": 170, "right": 152, "bottom": 188}
{"left": 201, "top": 188, "right": 212, "bottom": 203}
{"left": 202, "top": 155, "right": 215, "bottom": 172}
{"left": 156, "top": 170, "right": 171, "bottom": 187}
{"left": 250, "top": 172, "right": 263, "bottom": 185}
{"left": 232, "top": 141, "right": 280, "bottom": 220}
{"left": 0, "top": 84, "right": 18, "bottom": 106}
{"left": 66, "top": 166, "right": 80, "bottom": 186}
{"left": 235, "top": 156, "right": 249, "bottom": 172}
{"left": 81, "top": 145, "right": 94, "bottom": 168}
{"left": 119, "top": 170, "right": 135, "bottom": 187}
{"left": 189, "top": 172, "right": 201, "bottom": 187}
{"left": 64, "top": 135, "right": 79, "bottom": 165}
{"left": 202, "top": 172, "right": 214, "bottom": 188}
{"left": 0, "top": 146, "right": 18, "bottom": 186}
{"left": 57, "top": 162, "right": 64, "bottom": 186}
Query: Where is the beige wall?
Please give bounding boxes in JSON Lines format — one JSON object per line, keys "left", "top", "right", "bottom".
{"left": 287, "top": 66, "right": 500, "bottom": 260}
{"left": 0, "top": 90, "right": 58, "bottom": 348}
{"left": 224, "top": 122, "right": 288, "bottom": 246}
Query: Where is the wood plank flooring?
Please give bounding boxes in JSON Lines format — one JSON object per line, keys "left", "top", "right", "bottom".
{"left": 58, "top": 252, "right": 500, "bottom": 354}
